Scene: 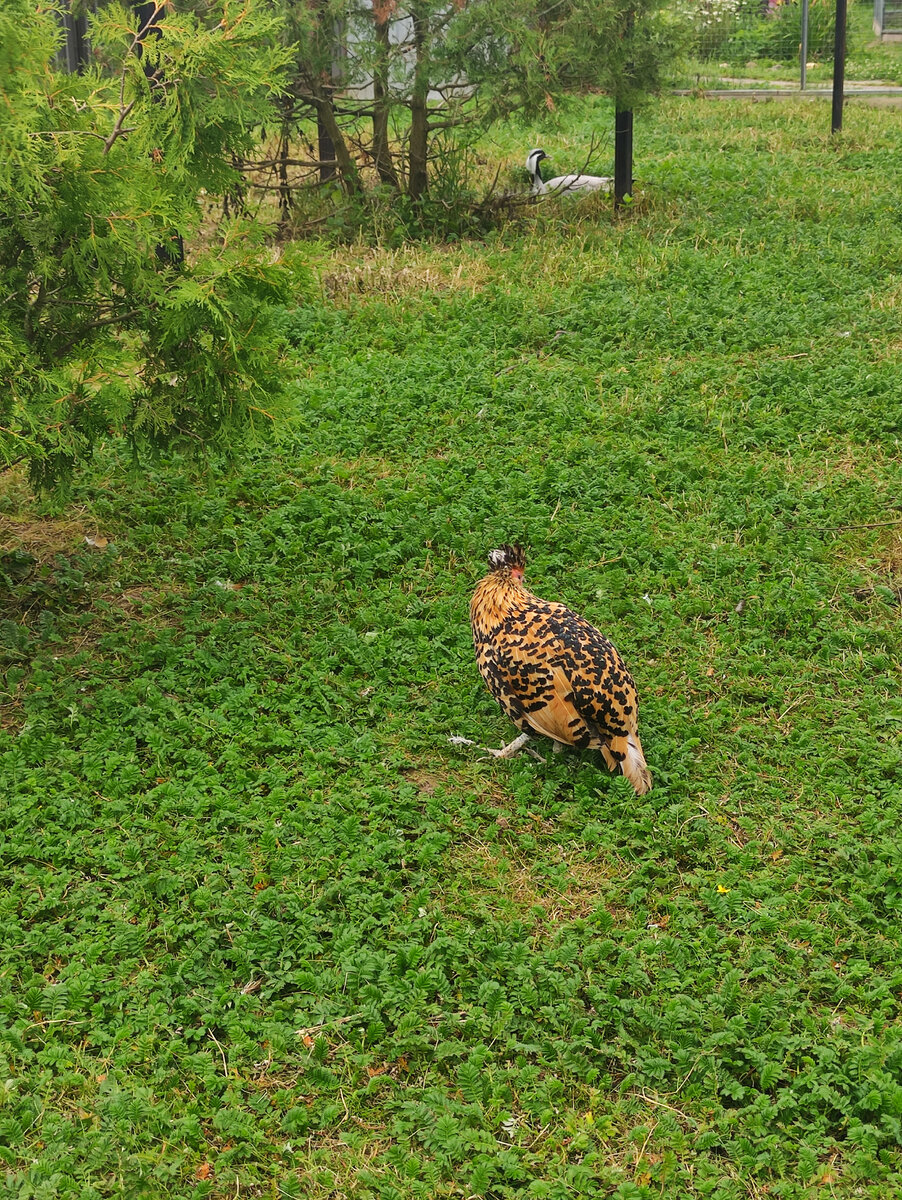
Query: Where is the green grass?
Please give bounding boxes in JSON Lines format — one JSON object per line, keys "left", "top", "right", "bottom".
{"left": 3, "top": 96, "right": 902, "bottom": 1199}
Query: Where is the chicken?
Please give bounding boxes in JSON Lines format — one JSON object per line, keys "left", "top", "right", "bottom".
{"left": 468, "top": 544, "right": 652, "bottom": 795}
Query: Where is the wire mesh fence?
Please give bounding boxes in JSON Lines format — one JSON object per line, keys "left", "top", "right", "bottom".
{"left": 674, "top": 0, "right": 838, "bottom": 83}
{"left": 874, "top": 0, "right": 902, "bottom": 34}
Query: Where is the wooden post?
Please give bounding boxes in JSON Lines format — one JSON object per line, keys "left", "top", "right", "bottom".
{"left": 831, "top": 0, "right": 848, "bottom": 133}
{"left": 614, "top": 108, "right": 633, "bottom": 206}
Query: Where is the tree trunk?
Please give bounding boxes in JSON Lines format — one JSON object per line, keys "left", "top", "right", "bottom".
{"left": 372, "top": 6, "right": 400, "bottom": 187}
{"left": 224, "top": 155, "right": 247, "bottom": 220}
{"left": 278, "top": 134, "right": 291, "bottom": 221}
{"left": 407, "top": 4, "right": 429, "bottom": 200}
{"left": 278, "top": 97, "right": 293, "bottom": 224}
{"left": 317, "top": 87, "right": 337, "bottom": 182}
{"left": 310, "top": 82, "right": 363, "bottom": 197}
{"left": 318, "top": 10, "right": 345, "bottom": 181}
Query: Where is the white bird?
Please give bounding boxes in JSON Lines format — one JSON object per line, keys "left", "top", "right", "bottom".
{"left": 526, "top": 148, "right": 613, "bottom": 197}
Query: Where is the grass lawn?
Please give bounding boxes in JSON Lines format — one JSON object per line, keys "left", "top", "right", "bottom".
{"left": 2, "top": 95, "right": 902, "bottom": 1198}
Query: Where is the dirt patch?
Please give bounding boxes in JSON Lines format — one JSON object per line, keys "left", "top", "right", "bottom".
{"left": 454, "top": 840, "right": 617, "bottom": 922}
{"left": 404, "top": 768, "right": 446, "bottom": 796}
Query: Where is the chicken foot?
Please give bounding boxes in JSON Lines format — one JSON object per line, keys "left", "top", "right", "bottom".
{"left": 448, "top": 733, "right": 547, "bottom": 763}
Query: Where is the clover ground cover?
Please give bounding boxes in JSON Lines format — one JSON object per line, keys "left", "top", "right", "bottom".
{"left": 2, "top": 96, "right": 902, "bottom": 1198}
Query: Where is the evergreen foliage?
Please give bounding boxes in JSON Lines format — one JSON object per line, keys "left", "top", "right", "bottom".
{"left": 0, "top": 0, "right": 296, "bottom": 488}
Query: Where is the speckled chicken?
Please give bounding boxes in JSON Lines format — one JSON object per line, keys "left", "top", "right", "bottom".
{"left": 469, "top": 544, "right": 651, "bottom": 795}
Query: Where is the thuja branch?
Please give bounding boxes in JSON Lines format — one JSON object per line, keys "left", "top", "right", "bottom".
{"left": 103, "top": 0, "right": 166, "bottom": 155}
{"left": 103, "top": 99, "right": 137, "bottom": 154}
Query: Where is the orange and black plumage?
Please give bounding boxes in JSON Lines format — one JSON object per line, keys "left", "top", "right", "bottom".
{"left": 470, "top": 544, "right": 652, "bottom": 795}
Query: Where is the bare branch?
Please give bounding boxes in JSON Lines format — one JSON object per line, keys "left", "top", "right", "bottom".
{"left": 241, "top": 157, "right": 337, "bottom": 170}
{"left": 426, "top": 116, "right": 474, "bottom": 131}
{"left": 55, "top": 308, "right": 145, "bottom": 356}
{"left": 102, "top": 100, "right": 138, "bottom": 154}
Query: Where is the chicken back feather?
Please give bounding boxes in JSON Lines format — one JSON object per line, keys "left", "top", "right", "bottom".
{"left": 470, "top": 544, "right": 652, "bottom": 795}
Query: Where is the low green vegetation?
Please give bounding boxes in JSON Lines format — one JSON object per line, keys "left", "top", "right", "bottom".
{"left": 2, "top": 95, "right": 902, "bottom": 1198}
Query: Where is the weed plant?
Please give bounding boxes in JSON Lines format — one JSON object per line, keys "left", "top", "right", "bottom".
{"left": 2, "top": 96, "right": 902, "bottom": 1198}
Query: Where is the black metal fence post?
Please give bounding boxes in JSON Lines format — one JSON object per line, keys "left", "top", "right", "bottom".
{"left": 831, "top": 0, "right": 848, "bottom": 132}
{"left": 800, "top": 0, "right": 809, "bottom": 89}
{"left": 132, "top": 1, "right": 185, "bottom": 266}
{"left": 614, "top": 107, "right": 633, "bottom": 207}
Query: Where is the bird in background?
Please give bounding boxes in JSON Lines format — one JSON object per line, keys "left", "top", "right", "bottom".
{"left": 526, "top": 148, "right": 613, "bottom": 197}
{"left": 463, "top": 544, "right": 652, "bottom": 795}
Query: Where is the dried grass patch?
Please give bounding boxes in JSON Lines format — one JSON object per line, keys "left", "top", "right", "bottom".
{"left": 321, "top": 246, "right": 493, "bottom": 305}
{"left": 0, "top": 695, "right": 24, "bottom": 732}
{"left": 872, "top": 274, "right": 902, "bottom": 314}
{"left": 0, "top": 516, "right": 94, "bottom": 560}
{"left": 879, "top": 531, "right": 902, "bottom": 579}
{"left": 848, "top": 530, "right": 902, "bottom": 606}
{"left": 0, "top": 466, "right": 112, "bottom": 564}
{"left": 0, "top": 469, "right": 91, "bottom": 563}
{"left": 778, "top": 439, "right": 895, "bottom": 491}
{"left": 404, "top": 768, "right": 446, "bottom": 796}
{"left": 111, "top": 584, "right": 184, "bottom": 616}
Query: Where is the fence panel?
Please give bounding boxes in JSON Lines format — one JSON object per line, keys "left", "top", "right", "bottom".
{"left": 674, "top": 0, "right": 838, "bottom": 85}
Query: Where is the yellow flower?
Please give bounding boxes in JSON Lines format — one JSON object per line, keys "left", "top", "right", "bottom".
{"left": 717, "top": 884, "right": 730, "bottom": 894}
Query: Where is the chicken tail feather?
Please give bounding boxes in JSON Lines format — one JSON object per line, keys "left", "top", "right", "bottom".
{"left": 608, "top": 732, "right": 652, "bottom": 796}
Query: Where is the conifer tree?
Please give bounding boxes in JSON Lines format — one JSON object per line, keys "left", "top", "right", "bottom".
{"left": 0, "top": 0, "right": 295, "bottom": 487}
